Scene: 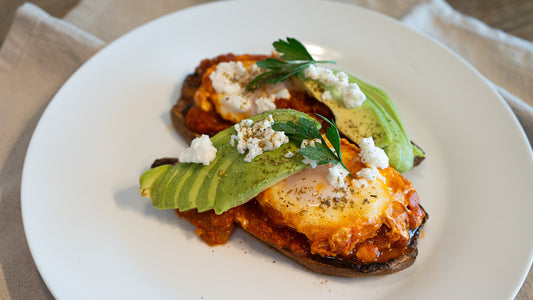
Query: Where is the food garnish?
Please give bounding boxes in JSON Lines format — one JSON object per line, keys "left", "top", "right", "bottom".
{"left": 246, "top": 37, "right": 335, "bottom": 91}
{"left": 272, "top": 114, "right": 353, "bottom": 177}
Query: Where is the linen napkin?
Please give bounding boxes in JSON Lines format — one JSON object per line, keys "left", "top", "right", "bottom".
{"left": 0, "top": 3, "right": 104, "bottom": 300}
{"left": 0, "top": 0, "right": 531, "bottom": 299}
{"left": 401, "top": 0, "right": 533, "bottom": 144}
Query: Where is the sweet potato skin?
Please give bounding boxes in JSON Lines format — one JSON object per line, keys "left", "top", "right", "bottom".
{"left": 253, "top": 212, "right": 427, "bottom": 277}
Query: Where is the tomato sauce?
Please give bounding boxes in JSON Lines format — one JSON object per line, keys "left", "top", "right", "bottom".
{"left": 176, "top": 198, "right": 424, "bottom": 264}
{"left": 180, "top": 53, "right": 335, "bottom": 136}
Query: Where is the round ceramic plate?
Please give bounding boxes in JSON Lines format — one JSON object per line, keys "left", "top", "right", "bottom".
{"left": 22, "top": 1, "right": 533, "bottom": 299}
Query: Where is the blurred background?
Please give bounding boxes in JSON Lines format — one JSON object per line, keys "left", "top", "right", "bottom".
{"left": 1, "top": 0, "right": 533, "bottom": 45}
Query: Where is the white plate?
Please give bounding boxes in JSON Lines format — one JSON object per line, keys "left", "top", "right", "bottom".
{"left": 21, "top": 1, "right": 533, "bottom": 299}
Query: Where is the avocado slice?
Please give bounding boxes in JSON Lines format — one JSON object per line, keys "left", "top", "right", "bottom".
{"left": 349, "top": 76, "right": 426, "bottom": 159}
{"left": 139, "top": 109, "right": 317, "bottom": 214}
{"left": 139, "top": 164, "right": 171, "bottom": 197}
{"left": 294, "top": 72, "right": 424, "bottom": 173}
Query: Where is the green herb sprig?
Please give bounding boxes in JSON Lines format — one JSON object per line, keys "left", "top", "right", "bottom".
{"left": 272, "top": 114, "right": 353, "bottom": 177}
{"left": 246, "top": 37, "right": 336, "bottom": 91}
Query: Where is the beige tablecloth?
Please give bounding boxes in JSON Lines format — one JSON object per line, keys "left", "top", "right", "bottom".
{"left": 1, "top": 0, "right": 532, "bottom": 299}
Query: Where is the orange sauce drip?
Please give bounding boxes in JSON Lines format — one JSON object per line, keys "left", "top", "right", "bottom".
{"left": 177, "top": 198, "right": 424, "bottom": 264}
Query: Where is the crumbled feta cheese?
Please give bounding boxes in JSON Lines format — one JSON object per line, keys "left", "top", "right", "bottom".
{"left": 301, "top": 138, "right": 321, "bottom": 148}
{"left": 322, "top": 90, "right": 332, "bottom": 101}
{"left": 249, "top": 63, "right": 262, "bottom": 75}
{"left": 356, "top": 137, "right": 389, "bottom": 182}
{"left": 302, "top": 157, "right": 318, "bottom": 168}
{"left": 356, "top": 167, "right": 384, "bottom": 182}
{"left": 335, "top": 71, "right": 349, "bottom": 87}
{"left": 178, "top": 134, "right": 217, "bottom": 165}
{"left": 209, "top": 61, "right": 247, "bottom": 95}
{"left": 359, "top": 137, "right": 389, "bottom": 169}
{"left": 353, "top": 178, "right": 369, "bottom": 188}
{"left": 303, "top": 64, "right": 318, "bottom": 79}
{"left": 209, "top": 61, "right": 289, "bottom": 117}
{"left": 319, "top": 68, "right": 337, "bottom": 87}
{"left": 342, "top": 83, "right": 366, "bottom": 108}
{"left": 230, "top": 115, "right": 289, "bottom": 162}
{"left": 255, "top": 97, "right": 276, "bottom": 113}
{"left": 275, "top": 88, "right": 291, "bottom": 99}
{"left": 284, "top": 151, "right": 294, "bottom": 158}
{"left": 303, "top": 65, "right": 366, "bottom": 107}
{"left": 223, "top": 95, "right": 251, "bottom": 113}
{"left": 327, "top": 164, "right": 350, "bottom": 188}
{"left": 230, "top": 135, "right": 238, "bottom": 147}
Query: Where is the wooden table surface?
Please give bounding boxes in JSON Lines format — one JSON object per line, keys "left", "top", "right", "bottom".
{"left": 1, "top": 0, "right": 532, "bottom": 299}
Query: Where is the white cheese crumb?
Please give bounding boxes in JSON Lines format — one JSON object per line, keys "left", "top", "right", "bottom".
{"left": 303, "top": 65, "right": 366, "bottom": 107}
{"left": 353, "top": 178, "right": 369, "bottom": 188}
{"left": 303, "top": 64, "right": 318, "bottom": 79}
{"left": 255, "top": 97, "right": 276, "bottom": 114}
{"left": 302, "top": 157, "right": 318, "bottom": 168}
{"left": 342, "top": 83, "right": 366, "bottom": 108}
{"left": 335, "top": 71, "right": 349, "bottom": 87}
{"left": 359, "top": 137, "right": 389, "bottom": 169}
{"left": 209, "top": 61, "right": 247, "bottom": 95}
{"left": 284, "top": 151, "right": 294, "bottom": 158}
{"left": 327, "top": 164, "right": 350, "bottom": 188}
{"left": 209, "top": 61, "right": 290, "bottom": 117}
{"left": 249, "top": 63, "right": 262, "bottom": 75}
{"left": 222, "top": 95, "right": 251, "bottom": 113}
{"left": 178, "top": 134, "right": 217, "bottom": 165}
{"left": 231, "top": 115, "right": 289, "bottom": 162}
{"left": 275, "top": 88, "right": 291, "bottom": 99}
{"left": 322, "top": 90, "right": 332, "bottom": 101}
{"left": 300, "top": 138, "right": 321, "bottom": 148}
{"left": 356, "top": 137, "right": 388, "bottom": 182}
{"left": 356, "top": 167, "right": 384, "bottom": 182}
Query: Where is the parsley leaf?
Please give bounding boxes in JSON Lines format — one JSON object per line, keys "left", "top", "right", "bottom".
{"left": 273, "top": 114, "right": 353, "bottom": 177}
{"left": 246, "top": 37, "right": 336, "bottom": 91}
{"left": 271, "top": 121, "right": 309, "bottom": 142}
{"left": 273, "top": 37, "right": 314, "bottom": 61}
{"left": 321, "top": 116, "right": 344, "bottom": 169}
{"left": 299, "top": 142, "right": 339, "bottom": 165}
{"left": 246, "top": 61, "right": 311, "bottom": 90}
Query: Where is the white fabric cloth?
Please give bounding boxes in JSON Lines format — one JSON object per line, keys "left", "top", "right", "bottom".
{"left": 402, "top": 0, "right": 533, "bottom": 143}
{"left": 0, "top": 3, "right": 105, "bottom": 300}
{"left": 0, "top": 0, "right": 531, "bottom": 299}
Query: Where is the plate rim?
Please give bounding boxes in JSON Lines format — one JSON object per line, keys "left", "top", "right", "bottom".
{"left": 21, "top": 0, "right": 533, "bottom": 299}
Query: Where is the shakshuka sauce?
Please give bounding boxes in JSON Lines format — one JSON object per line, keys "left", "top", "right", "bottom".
{"left": 176, "top": 199, "right": 423, "bottom": 264}
{"left": 181, "top": 53, "right": 334, "bottom": 136}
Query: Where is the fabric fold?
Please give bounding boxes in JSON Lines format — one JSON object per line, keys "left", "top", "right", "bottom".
{"left": 0, "top": 3, "right": 105, "bottom": 300}
{"left": 402, "top": 0, "right": 533, "bottom": 145}
{"left": 63, "top": 0, "right": 214, "bottom": 42}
